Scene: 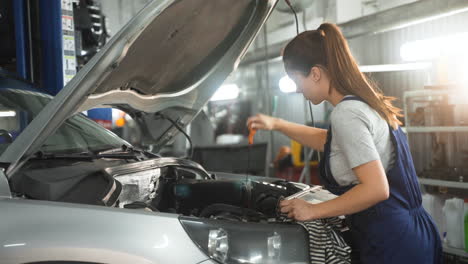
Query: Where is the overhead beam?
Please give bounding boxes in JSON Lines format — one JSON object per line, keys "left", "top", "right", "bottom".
{"left": 340, "top": 0, "right": 468, "bottom": 38}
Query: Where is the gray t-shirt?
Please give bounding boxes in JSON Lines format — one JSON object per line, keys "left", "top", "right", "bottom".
{"left": 329, "top": 99, "right": 395, "bottom": 186}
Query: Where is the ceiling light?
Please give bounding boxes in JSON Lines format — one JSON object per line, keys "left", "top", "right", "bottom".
{"left": 0, "top": 111, "right": 17, "bottom": 117}
{"left": 210, "top": 84, "right": 240, "bottom": 101}
{"left": 279, "top": 76, "right": 296, "bottom": 93}
{"left": 359, "top": 62, "right": 432, "bottom": 73}
{"left": 400, "top": 32, "right": 468, "bottom": 62}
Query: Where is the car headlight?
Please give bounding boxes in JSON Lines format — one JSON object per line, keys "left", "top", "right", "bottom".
{"left": 179, "top": 217, "right": 309, "bottom": 264}
{"left": 208, "top": 228, "right": 229, "bottom": 262}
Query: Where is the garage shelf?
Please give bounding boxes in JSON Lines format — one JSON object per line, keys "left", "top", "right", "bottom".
{"left": 443, "top": 246, "right": 468, "bottom": 258}
{"left": 418, "top": 178, "right": 468, "bottom": 189}
{"left": 403, "top": 89, "right": 468, "bottom": 134}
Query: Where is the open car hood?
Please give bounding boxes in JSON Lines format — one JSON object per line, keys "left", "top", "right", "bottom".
{"left": 0, "top": 0, "right": 278, "bottom": 176}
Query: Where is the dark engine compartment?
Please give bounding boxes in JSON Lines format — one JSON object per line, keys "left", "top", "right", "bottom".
{"left": 150, "top": 166, "right": 302, "bottom": 222}
{"left": 12, "top": 158, "right": 303, "bottom": 223}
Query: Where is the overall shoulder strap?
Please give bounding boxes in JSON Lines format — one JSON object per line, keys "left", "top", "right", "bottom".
{"left": 340, "top": 95, "right": 366, "bottom": 104}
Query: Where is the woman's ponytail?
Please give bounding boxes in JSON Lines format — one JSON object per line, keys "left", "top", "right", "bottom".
{"left": 317, "top": 23, "right": 402, "bottom": 129}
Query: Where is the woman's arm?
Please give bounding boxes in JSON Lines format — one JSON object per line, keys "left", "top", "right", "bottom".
{"left": 280, "top": 159, "right": 389, "bottom": 221}
{"left": 247, "top": 114, "right": 327, "bottom": 151}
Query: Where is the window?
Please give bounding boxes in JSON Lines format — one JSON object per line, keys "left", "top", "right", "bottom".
{"left": 0, "top": 88, "right": 127, "bottom": 155}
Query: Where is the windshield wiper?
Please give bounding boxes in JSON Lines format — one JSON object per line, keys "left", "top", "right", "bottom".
{"left": 95, "top": 145, "right": 159, "bottom": 159}
{"left": 96, "top": 152, "right": 140, "bottom": 159}
{"left": 31, "top": 145, "right": 159, "bottom": 161}
{"left": 31, "top": 149, "right": 141, "bottom": 161}
{"left": 31, "top": 151, "right": 95, "bottom": 161}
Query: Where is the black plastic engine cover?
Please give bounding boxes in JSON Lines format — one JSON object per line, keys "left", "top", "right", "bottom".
{"left": 173, "top": 179, "right": 247, "bottom": 215}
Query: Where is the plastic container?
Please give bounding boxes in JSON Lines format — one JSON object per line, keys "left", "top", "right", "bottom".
{"left": 422, "top": 193, "right": 446, "bottom": 240}
{"left": 444, "top": 198, "right": 465, "bottom": 249}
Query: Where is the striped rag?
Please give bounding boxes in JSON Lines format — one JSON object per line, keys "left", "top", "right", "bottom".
{"left": 298, "top": 217, "right": 351, "bottom": 264}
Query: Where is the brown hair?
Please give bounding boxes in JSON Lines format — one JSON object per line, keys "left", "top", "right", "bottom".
{"left": 283, "top": 23, "right": 402, "bottom": 129}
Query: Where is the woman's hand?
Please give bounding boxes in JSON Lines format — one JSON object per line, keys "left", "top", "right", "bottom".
{"left": 246, "top": 114, "right": 279, "bottom": 131}
{"left": 279, "top": 198, "right": 318, "bottom": 222}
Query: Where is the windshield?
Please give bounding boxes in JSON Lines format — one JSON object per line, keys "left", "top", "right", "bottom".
{"left": 0, "top": 88, "right": 127, "bottom": 155}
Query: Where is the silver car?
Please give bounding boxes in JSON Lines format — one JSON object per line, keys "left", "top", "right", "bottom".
{"left": 0, "top": 1, "right": 332, "bottom": 263}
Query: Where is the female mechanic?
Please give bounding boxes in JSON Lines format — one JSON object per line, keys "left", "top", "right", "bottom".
{"left": 247, "top": 23, "right": 442, "bottom": 264}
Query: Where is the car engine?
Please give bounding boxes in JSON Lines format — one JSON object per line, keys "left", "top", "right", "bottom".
{"left": 109, "top": 158, "right": 303, "bottom": 222}
{"left": 12, "top": 157, "right": 308, "bottom": 223}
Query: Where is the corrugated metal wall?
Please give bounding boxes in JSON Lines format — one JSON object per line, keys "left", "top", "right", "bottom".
{"left": 349, "top": 9, "right": 468, "bottom": 93}
{"left": 347, "top": 10, "right": 468, "bottom": 172}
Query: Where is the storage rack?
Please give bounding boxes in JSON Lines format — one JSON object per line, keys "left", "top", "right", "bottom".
{"left": 403, "top": 89, "right": 468, "bottom": 191}
{"left": 403, "top": 89, "right": 468, "bottom": 258}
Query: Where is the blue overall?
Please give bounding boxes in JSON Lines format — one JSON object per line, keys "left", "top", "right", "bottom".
{"left": 318, "top": 96, "right": 443, "bottom": 264}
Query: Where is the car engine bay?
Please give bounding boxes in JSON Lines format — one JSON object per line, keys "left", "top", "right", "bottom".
{"left": 10, "top": 157, "right": 321, "bottom": 223}
{"left": 110, "top": 158, "right": 306, "bottom": 223}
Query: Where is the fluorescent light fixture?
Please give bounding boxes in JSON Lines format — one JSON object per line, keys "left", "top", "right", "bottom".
{"left": 400, "top": 32, "right": 468, "bottom": 61}
{"left": 359, "top": 62, "right": 432, "bottom": 73}
{"left": 400, "top": 38, "right": 443, "bottom": 62}
{"left": 4, "top": 243, "right": 25, "bottom": 248}
{"left": 384, "top": 7, "right": 468, "bottom": 33}
{"left": 0, "top": 111, "right": 16, "bottom": 117}
{"left": 210, "top": 84, "right": 240, "bottom": 101}
{"left": 279, "top": 76, "right": 296, "bottom": 93}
